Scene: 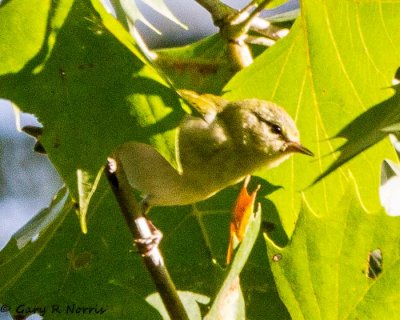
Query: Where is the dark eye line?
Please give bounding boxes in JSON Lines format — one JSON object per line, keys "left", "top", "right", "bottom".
{"left": 253, "top": 112, "right": 284, "bottom": 136}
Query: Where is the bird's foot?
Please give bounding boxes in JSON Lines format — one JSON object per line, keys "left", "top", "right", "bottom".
{"left": 134, "top": 219, "right": 163, "bottom": 257}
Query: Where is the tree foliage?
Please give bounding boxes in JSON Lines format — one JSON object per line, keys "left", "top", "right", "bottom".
{"left": 1, "top": 0, "right": 400, "bottom": 319}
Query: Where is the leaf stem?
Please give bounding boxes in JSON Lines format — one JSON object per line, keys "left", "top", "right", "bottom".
{"left": 105, "top": 158, "right": 189, "bottom": 320}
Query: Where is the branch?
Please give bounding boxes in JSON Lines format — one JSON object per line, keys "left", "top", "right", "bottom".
{"left": 238, "top": 0, "right": 272, "bottom": 32}
{"left": 194, "top": 0, "right": 250, "bottom": 70}
{"left": 194, "top": 0, "right": 273, "bottom": 71}
{"left": 105, "top": 158, "right": 189, "bottom": 320}
{"left": 194, "top": 0, "right": 236, "bottom": 23}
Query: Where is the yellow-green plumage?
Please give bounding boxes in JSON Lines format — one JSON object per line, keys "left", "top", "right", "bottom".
{"left": 114, "top": 91, "right": 312, "bottom": 207}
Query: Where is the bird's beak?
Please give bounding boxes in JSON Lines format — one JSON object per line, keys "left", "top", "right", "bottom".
{"left": 287, "top": 142, "right": 314, "bottom": 156}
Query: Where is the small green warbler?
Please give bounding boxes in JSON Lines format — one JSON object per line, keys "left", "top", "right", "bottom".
{"left": 114, "top": 91, "right": 312, "bottom": 208}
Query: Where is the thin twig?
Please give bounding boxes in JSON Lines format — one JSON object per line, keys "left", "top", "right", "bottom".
{"left": 194, "top": 0, "right": 235, "bottom": 23}
{"left": 105, "top": 158, "right": 189, "bottom": 320}
{"left": 245, "top": 36, "right": 275, "bottom": 47}
{"left": 239, "top": 0, "right": 272, "bottom": 32}
{"left": 239, "top": 0, "right": 258, "bottom": 15}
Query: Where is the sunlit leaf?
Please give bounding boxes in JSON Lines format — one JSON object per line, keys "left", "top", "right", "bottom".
{"left": 315, "top": 85, "right": 400, "bottom": 183}
{"left": 265, "top": 183, "right": 400, "bottom": 319}
{"left": 76, "top": 167, "right": 103, "bottom": 233}
{"left": 206, "top": 204, "right": 261, "bottom": 320}
{"left": 1, "top": 0, "right": 400, "bottom": 318}
{"left": 225, "top": 0, "right": 400, "bottom": 236}
{"left": 0, "top": 0, "right": 184, "bottom": 202}
{"left": 0, "top": 0, "right": 52, "bottom": 74}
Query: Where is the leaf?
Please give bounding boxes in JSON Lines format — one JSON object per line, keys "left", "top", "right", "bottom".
{"left": 1, "top": 1, "right": 281, "bottom": 318}
{"left": 315, "top": 85, "right": 400, "bottom": 183}
{"left": 226, "top": 176, "right": 260, "bottom": 265}
{"left": 118, "top": 0, "right": 187, "bottom": 35}
{"left": 192, "top": 178, "right": 289, "bottom": 319}
{"left": 0, "top": 0, "right": 52, "bottom": 74}
{"left": 224, "top": 0, "right": 400, "bottom": 236}
{"left": 0, "top": 178, "right": 267, "bottom": 319}
{"left": 382, "top": 123, "right": 400, "bottom": 133}
{"left": 264, "top": 0, "right": 300, "bottom": 22}
{"left": 120, "top": 0, "right": 161, "bottom": 34}
{"left": 2, "top": 0, "right": 400, "bottom": 318}
{"left": 150, "top": 1, "right": 298, "bottom": 93}
{"left": 264, "top": 183, "right": 400, "bottom": 319}
{"left": 76, "top": 167, "right": 103, "bottom": 233}
{"left": 0, "top": 0, "right": 185, "bottom": 202}
{"left": 206, "top": 204, "right": 261, "bottom": 320}
{"left": 155, "top": 35, "right": 234, "bottom": 94}
{"left": 140, "top": 0, "right": 187, "bottom": 30}
{"left": 144, "top": 208, "right": 261, "bottom": 320}
{"left": 0, "top": 183, "right": 164, "bottom": 319}
{"left": 146, "top": 291, "right": 209, "bottom": 320}
{"left": 0, "top": 189, "right": 73, "bottom": 297}
{"left": 7, "top": 187, "right": 68, "bottom": 250}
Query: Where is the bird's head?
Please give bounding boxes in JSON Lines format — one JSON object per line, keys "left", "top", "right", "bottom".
{"left": 219, "top": 99, "right": 313, "bottom": 168}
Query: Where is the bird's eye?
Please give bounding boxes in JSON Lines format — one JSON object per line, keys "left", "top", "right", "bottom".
{"left": 253, "top": 112, "right": 284, "bottom": 136}
{"left": 271, "top": 123, "right": 282, "bottom": 135}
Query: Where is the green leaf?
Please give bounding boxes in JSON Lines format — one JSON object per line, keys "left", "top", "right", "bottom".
{"left": 265, "top": 183, "right": 400, "bottom": 319}
{"left": 146, "top": 291, "right": 209, "bottom": 320}
{"left": 224, "top": 0, "right": 400, "bottom": 236}
{"left": 0, "top": 188, "right": 72, "bottom": 298}
{"left": 155, "top": 35, "right": 234, "bottom": 94}
{"left": 0, "top": 178, "right": 266, "bottom": 318}
{"left": 0, "top": 0, "right": 184, "bottom": 201}
{"left": 0, "top": 182, "right": 164, "bottom": 319}
{"left": 192, "top": 179, "right": 290, "bottom": 319}
{"left": 77, "top": 168, "right": 103, "bottom": 233}
{"left": 0, "top": 1, "right": 261, "bottom": 318}
{"left": 382, "top": 123, "right": 400, "bottom": 133}
{"left": 315, "top": 85, "right": 400, "bottom": 183}
{"left": 0, "top": 0, "right": 52, "bottom": 74}
{"left": 206, "top": 205, "right": 261, "bottom": 320}
{"left": 2, "top": 0, "right": 400, "bottom": 318}
{"left": 1, "top": 187, "right": 69, "bottom": 254}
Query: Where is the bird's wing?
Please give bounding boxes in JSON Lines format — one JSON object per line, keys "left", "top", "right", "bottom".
{"left": 177, "top": 89, "right": 229, "bottom": 122}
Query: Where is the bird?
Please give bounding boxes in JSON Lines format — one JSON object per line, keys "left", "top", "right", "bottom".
{"left": 112, "top": 90, "right": 312, "bottom": 261}
{"left": 114, "top": 90, "right": 312, "bottom": 208}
